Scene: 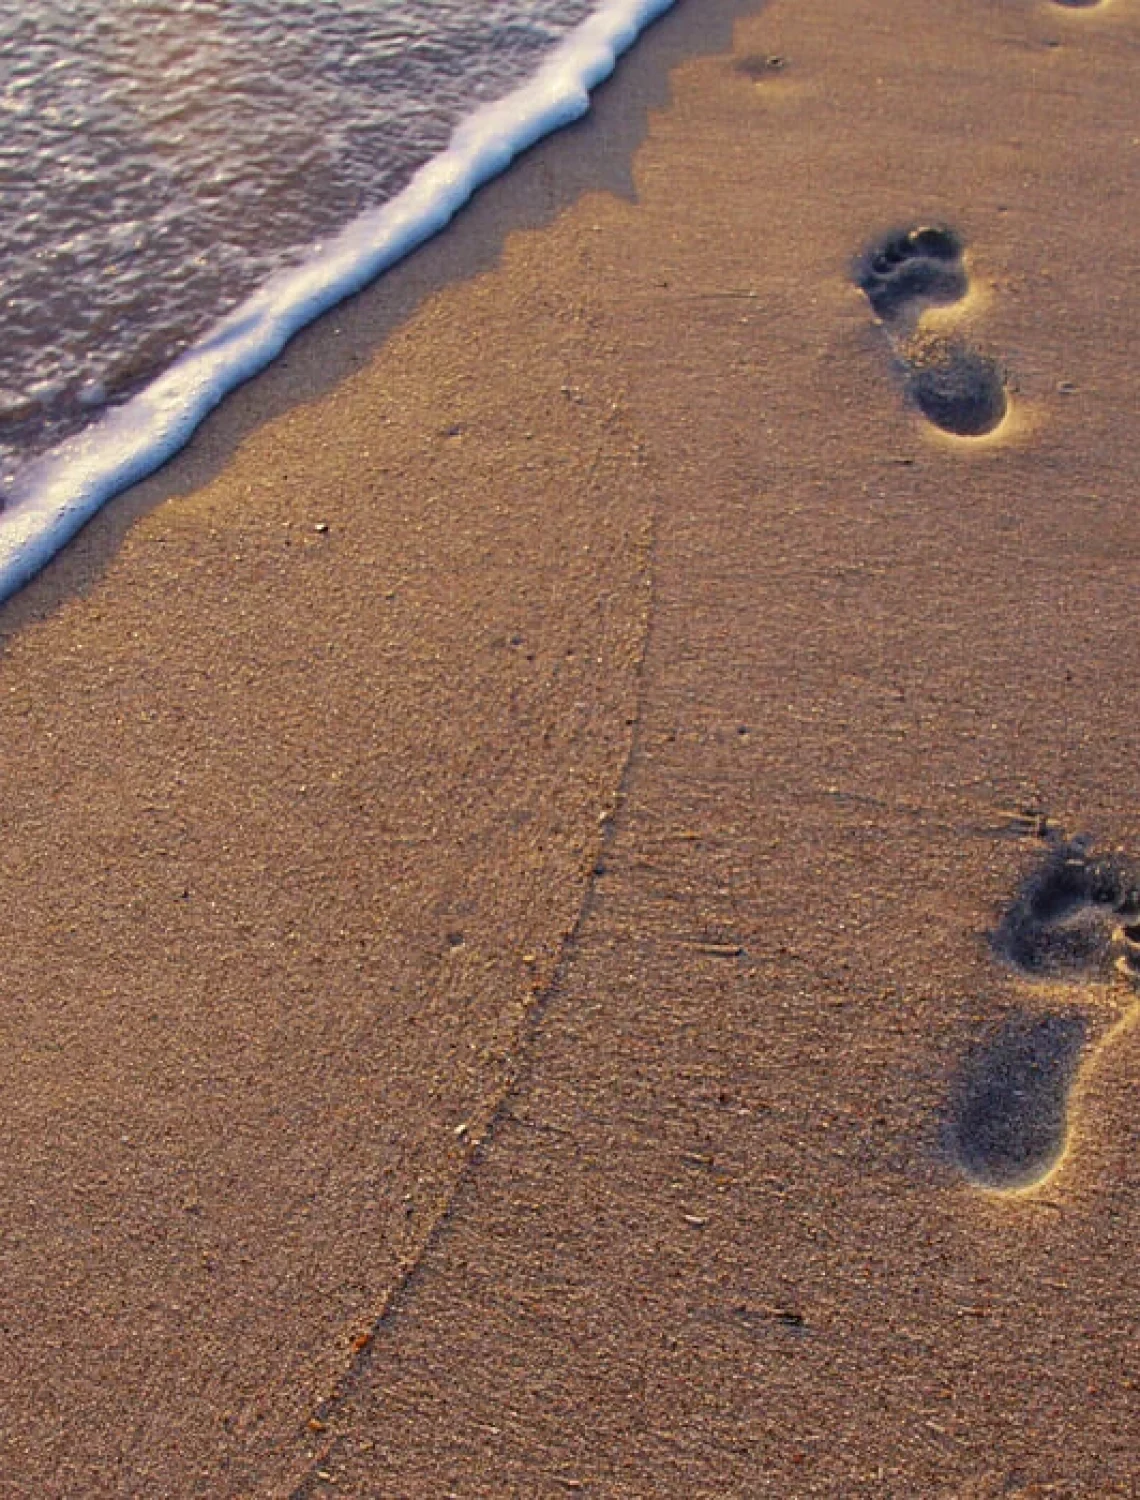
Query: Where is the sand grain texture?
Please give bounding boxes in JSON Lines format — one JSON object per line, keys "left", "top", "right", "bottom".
{"left": 305, "top": 0, "right": 1140, "bottom": 1494}
{"left": 1, "top": 0, "right": 1138, "bottom": 1495}
{"left": 0, "top": 134, "right": 661, "bottom": 1498}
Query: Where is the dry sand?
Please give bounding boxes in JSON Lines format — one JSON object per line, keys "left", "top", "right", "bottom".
{"left": 1, "top": 0, "right": 1138, "bottom": 1494}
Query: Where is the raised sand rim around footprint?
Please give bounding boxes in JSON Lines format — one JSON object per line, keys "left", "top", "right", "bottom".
{"left": 949, "top": 841, "right": 1140, "bottom": 1192}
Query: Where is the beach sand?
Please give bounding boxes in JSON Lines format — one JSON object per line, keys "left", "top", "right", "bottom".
{"left": 1, "top": 0, "right": 1137, "bottom": 1494}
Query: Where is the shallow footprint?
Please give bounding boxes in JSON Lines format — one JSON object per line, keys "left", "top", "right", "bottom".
{"left": 904, "top": 335, "right": 1008, "bottom": 438}
{"left": 857, "top": 224, "right": 968, "bottom": 322}
{"left": 856, "top": 223, "right": 1008, "bottom": 437}
{"left": 948, "top": 1010, "right": 1088, "bottom": 1191}
{"left": 948, "top": 840, "right": 1140, "bottom": 1193}
{"left": 994, "top": 839, "right": 1140, "bottom": 981}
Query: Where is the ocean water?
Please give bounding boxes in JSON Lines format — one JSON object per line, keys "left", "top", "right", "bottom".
{"left": 1, "top": 1, "right": 597, "bottom": 478}
{"left": 0, "top": 0, "right": 674, "bottom": 599}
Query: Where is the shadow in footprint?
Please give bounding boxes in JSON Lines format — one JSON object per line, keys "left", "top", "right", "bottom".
{"left": 948, "top": 841, "right": 1140, "bottom": 1192}
{"left": 856, "top": 223, "right": 1008, "bottom": 438}
{"left": 994, "top": 840, "right": 1140, "bottom": 981}
{"left": 857, "top": 225, "right": 968, "bottom": 321}
{"left": 905, "top": 339, "right": 1008, "bottom": 438}
{"left": 734, "top": 53, "right": 787, "bottom": 82}
{"left": 948, "top": 1010, "right": 1088, "bottom": 1191}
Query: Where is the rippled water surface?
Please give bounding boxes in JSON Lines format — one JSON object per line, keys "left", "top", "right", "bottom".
{"left": 0, "top": 0, "right": 594, "bottom": 482}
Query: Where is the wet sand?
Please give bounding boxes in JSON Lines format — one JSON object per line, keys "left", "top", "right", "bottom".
{"left": 1, "top": 0, "right": 1137, "bottom": 1494}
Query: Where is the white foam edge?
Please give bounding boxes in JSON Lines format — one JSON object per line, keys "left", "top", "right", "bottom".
{"left": 0, "top": 0, "right": 677, "bottom": 605}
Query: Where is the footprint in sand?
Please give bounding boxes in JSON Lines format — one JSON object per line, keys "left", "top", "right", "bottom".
{"left": 949, "top": 1010, "right": 1089, "bottom": 1192}
{"left": 948, "top": 841, "right": 1140, "bottom": 1192}
{"left": 856, "top": 224, "right": 1008, "bottom": 438}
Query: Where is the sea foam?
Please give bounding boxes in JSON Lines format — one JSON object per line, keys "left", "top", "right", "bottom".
{"left": 0, "top": 0, "right": 675, "bottom": 604}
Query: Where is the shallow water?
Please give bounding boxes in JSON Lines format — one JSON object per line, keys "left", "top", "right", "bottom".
{"left": 0, "top": 0, "right": 594, "bottom": 485}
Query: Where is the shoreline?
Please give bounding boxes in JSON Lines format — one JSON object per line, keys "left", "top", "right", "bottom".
{"left": 0, "top": 0, "right": 681, "bottom": 607}
{"left": 1, "top": 0, "right": 1138, "bottom": 1493}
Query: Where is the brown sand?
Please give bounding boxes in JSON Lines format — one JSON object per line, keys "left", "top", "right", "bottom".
{"left": 1, "top": 0, "right": 1138, "bottom": 1494}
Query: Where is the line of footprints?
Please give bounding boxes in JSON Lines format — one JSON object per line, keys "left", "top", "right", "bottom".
{"left": 851, "top": 0, "right": 1110, "bottom": 424}
{"left": 949, "top": 840, "right": 1140, "bottom": 1193}
{"left": 838, "top": 0, "right": 1112, "bottom": 1177}
{"left": 853, "top": 212, "right": 1133, "bottom": 1190}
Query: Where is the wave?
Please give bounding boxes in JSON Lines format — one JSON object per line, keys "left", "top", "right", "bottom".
{"left": 0, "top": 0, "right": 675, "bottom": 605}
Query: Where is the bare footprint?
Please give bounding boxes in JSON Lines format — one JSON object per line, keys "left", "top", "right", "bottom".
{"left": 949, "top": 1010, "right": 1088, "bottom": 1191}
{"left": 993, "top": 839, "right": 1140, "bottom": 982}
{"left": 856, "top": 224, "right": 1008, "bottom": 437}
{"left": 948, "top": 840, "right": 1140, "bottom": 1193}
{"left": 858, "top": 225, "right": 968, "bottom": 319}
